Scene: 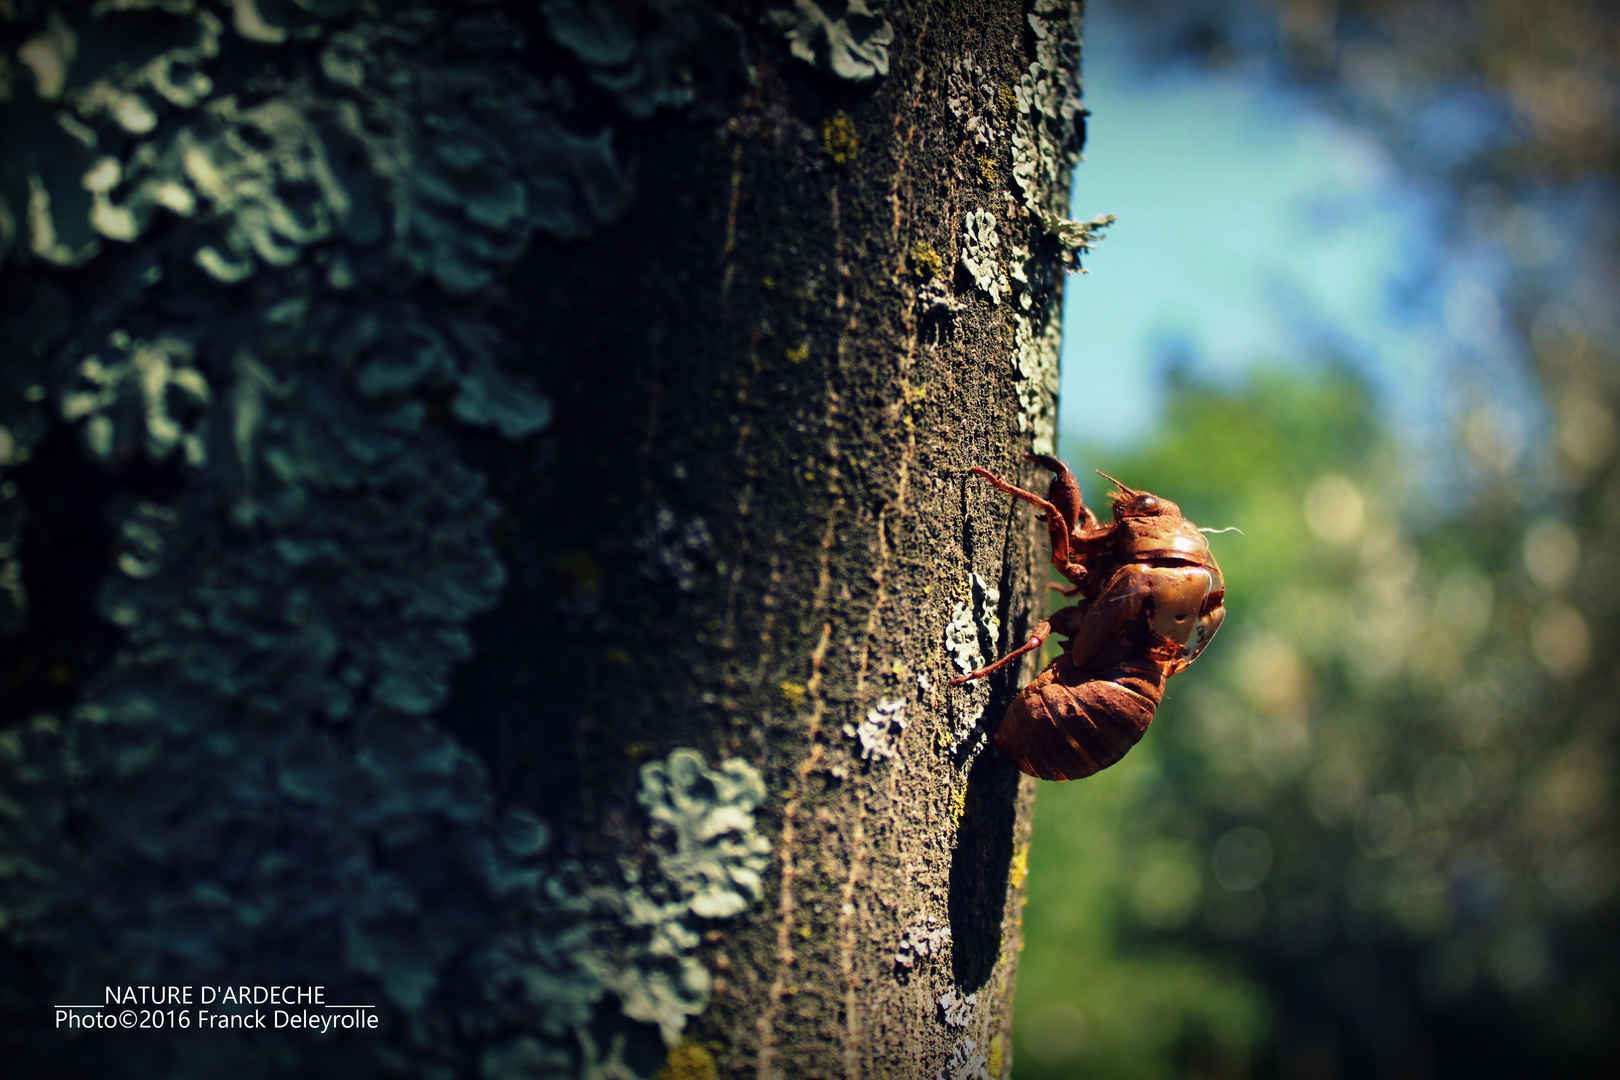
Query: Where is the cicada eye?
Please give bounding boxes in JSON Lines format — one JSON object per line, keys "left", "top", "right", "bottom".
{"left": 1132, "top": 495, "right": 1163, "bottom": 515}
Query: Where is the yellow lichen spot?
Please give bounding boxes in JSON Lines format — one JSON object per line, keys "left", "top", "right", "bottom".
{"left": 996, "top": 84, "right": 1017, "bottom": 127}
{"left": 763, "top": 275, "right": 775, "bottom": 289}
{"left": 779, "top": 681, "right": 807, "bottom": 710}
{"left": 606, "top": 647, "right": 633, "bottom": 666}
{"left": 822, "top": 111, "right": 858, "bottom": 163}
{"left": 785, "top": 340, "right": 810, "bottom": 364}
{"left": 624, "top": 742, "right": 648, "bottom": 761}
{"left": 988, "top": 1034, "right": 1005, "bottom": 1077}
{"left": 948, "top": 781, "right": 970, "bottom": 828}
{"left": 555, "top": 549, "right": 602, "bottom": 593}
{"left": 910, "top": 239, "right": 943, "bottom": 282}
{"left": 977, "top": 154, "right": 999, "bottom": 187}
{"left": 798, "top": 925, "right": 812, "bottom": 940}
{"left": 657, "top": 1041, "right": 719, "bottom": 1080}
{"left": 1009, "top": 841, "right": 1030, "bottom": 891}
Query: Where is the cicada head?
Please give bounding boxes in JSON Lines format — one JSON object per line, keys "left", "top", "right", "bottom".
{"left": 1098, "top": 472, "right": 1183, "bottom": 522}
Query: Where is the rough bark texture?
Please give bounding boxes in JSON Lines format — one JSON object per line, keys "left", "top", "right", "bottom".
{"left": 0, "top": 2, "right": 1089, "bottom": 1077}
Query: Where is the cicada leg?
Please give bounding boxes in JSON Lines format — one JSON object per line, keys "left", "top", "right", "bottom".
{"left": 950, "top": 605, "right": 1087, "bottom": 686}
{"left": 967, "top": 466, "right": 1091, "bottom": 588}
{"left": 949, "top": 621, "right": 1052, "bottom": 686}
{"left": 1027, "top": 452, "right": 1101, "bottom": 532}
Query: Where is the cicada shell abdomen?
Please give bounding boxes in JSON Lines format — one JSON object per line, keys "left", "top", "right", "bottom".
{"left": 991, "top": 653, "right": 1169, "bottom": 781}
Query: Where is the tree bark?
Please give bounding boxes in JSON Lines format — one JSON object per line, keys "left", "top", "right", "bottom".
{"left": 0, "top": 2, "right": 1090, "bottom": 1077}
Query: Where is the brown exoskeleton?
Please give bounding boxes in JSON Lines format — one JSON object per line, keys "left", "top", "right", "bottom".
{"left": 953, "top": 454, "right": 1226, "bottom": 780}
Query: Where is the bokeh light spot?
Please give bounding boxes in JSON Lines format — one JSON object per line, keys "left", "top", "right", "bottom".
{"left": 1355, "top": 794, "right": 1413, "bottom": 859}
{"left": 1236, "top": 633, "right": 1308, "bottom": 714}
{"left": 1304, "top": 473, "right": 1365, "bottom": 543}
{"left": 1134, "top": 853, "right": 1202, "bottom": 928}
{"left": 1531, "top": 601, "right": 1591, "bottom": 677}
{"left": 1308, "top": 755, "right": 1367, "bottom": 827}
{"left": 1213, "top": 826, "right": 1275, "bottom": 891}
{"left": 1022, "top": 1001, "right": 1088, "bottom": 1065}
{"left": 1432, "top": 565, "right": 1494, "bottom": 646}
{"left": 1556, "top": 389, "right": 1617, "bottom": 473}
{"left": 1491, "top": 926, "right": 1552, "bottom": 993}
{"left": 1523, "top": 518, "right": 1580, "bottom": 589}
{"left": 1543, "top": 847, "right": 1618, "bottom": 912}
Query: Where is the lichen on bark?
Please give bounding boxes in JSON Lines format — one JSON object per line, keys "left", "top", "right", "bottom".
{"left": 2, "top": 3, "right": 760, "bottom": 1076}
{"left": 1, "top": 2, "right": 1093, "bottom": 1077}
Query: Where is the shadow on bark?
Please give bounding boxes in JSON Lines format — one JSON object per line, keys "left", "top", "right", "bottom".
{"left": 948, "top": 744, "right": 1022, "bottom": 992}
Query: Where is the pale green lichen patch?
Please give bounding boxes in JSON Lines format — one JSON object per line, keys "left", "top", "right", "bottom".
{"left": 1033, "top": 206, "right": 1116, "bottom": 269}
{"left": 59, "top": 331, "right": 211, "bottom": 467}
{"left": 938, "top": 1035, "right": 994, "bottom": 1080}
{"left": 894, "top": 915, "right": 951, "bottom": 970}
{"left": 845, "top": 698, "right": 907, "bottom": 760}
{"left": 591, "top": 749, "right": 771, "bottom": 1047}
{"left": 765, "top": 0, "right": 894, "bottom": 82}
{"left": 944, "top": 573, "right": 1001, "bottom": 755}
{"left": 16, "top": 12, "right": 75, "bottom": 100}
{"left": 939, "top": 987, "right": 977, "bottom": 1027}
{"left": 0, "top": 3, "right": 764, "bottom": 1075}
{"left": 943, "top": 572, "right": 1000, "bottom": 678}
{"left": 960, "top": 209, "right": 1007, "bottom": 305}
{"left": 541, "top": 0, "right": 748, "bottom": 119}
{"left": 177, "top": 97, "right": 351, "bottom": 279}
{"left": 947, "top": 56, "right": 1000, "bottom": 148}
{"left": 0, "top": 0, "right": 737, "bottom": 287}
{"left": 638, "top": 749, "right": 770, "bottom": 921}
{"left": 997, "top": 0, "right": 1094, "bottom": 453}
{"left": 1012, "top": 313, "right": 1062, "bottom": 451}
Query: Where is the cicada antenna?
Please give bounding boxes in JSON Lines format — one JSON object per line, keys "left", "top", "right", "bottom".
{"left": 1094, "top": 470, "right": 1138, "bottom": 499}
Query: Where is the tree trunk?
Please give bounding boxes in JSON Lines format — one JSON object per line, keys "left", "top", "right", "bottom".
{"left": 0, "top": 2, "right": 1090, "bottom": 1077}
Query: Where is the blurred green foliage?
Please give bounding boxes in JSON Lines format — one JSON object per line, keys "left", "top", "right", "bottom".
{"left": 1014, "top": 2, "right": 1620, "bottom": 1076}
{"left": 1015, "top": 353, "right": 1620, "bottom": 1077}
{"left": 1014, "top": 739, "right": 1267, "bottom": 1080}
{"left": 1014, "top": 369, "right": 1383, "bottom": 1078}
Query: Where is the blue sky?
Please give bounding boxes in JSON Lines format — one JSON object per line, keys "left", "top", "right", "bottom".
{"left": 1056, "top": 7, "right": 1531, "bottom": 459}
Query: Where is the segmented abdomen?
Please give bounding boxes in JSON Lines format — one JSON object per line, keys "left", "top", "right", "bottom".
{"left": 992, "top": 653, "right": 1168, "bottom": 781}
